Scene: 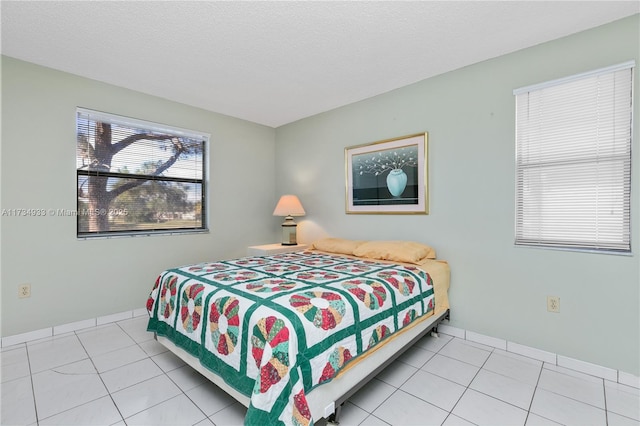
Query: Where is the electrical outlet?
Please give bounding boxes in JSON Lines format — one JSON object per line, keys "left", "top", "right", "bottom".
{"left": 18, "top": 284, "right": 31, "bottom": 298}
{"left": 547, "top": 296, "right": 560, "bottom": 313}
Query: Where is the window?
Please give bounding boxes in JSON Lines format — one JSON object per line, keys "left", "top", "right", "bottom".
{"left": 514, "top": 61, "right": 633, "bottom": 253}
{"left": 76, "top": 108, "right": 208, "bottom": 237}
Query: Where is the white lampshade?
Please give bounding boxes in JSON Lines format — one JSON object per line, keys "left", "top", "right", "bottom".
{"left": 273, "top": 195, "right": 306, "bottom": 217}
{"left": 273, "top": 195, "right": 305, "bottom": 245}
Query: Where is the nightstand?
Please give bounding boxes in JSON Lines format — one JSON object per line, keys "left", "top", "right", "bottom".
{"left": 247, "top": 243, "right": 309, "bottom": 256}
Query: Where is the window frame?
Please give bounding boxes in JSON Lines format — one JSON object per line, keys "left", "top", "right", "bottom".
{"left": 76, "top": 108, "right": 209, "bottom": 239}
{"left": 513, "top": 61, "right": 634, "bottom": 254}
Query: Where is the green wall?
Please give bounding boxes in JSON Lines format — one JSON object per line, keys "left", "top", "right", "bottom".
{"left": 275, "top": 15, "right": 640, "bottom": 375}
{"left": 0, "top": 57, "right": 277, "bottom": 336}
{"left": 2, "top": 15, "right": 638, "bottom": 376}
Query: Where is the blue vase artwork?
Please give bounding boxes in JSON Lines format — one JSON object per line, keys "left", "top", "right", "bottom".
{"left": 355, "top": 145, "right": 418, "bottom": 200}
{"left": 386, "top": 169, "right": 407, "bottom": 197}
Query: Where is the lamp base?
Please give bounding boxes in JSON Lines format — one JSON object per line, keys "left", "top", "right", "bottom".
{"left": 281, "top": 216, "right": 298, "bottom": 245}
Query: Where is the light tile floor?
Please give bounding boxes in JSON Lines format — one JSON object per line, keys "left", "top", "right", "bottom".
{"left": 1, "top": 316, "right": 639, "bottom": 426}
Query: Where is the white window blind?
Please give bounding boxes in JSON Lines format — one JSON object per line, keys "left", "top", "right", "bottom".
{"left": 76, "top": 108, "right": 208, "bottom": 238}
{"left": 514, "top": 61, "right": 633, "bottom": 253}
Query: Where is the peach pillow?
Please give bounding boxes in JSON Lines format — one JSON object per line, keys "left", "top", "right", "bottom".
{"left": 353, "top": 240, "right": 436, "bottom": 264}
{"left": 312, "top": 238, "right": 366, "bottom": 255}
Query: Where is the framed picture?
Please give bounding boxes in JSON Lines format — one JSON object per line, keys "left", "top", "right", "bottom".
{"left": 345, "top": 132, "right": 428, "bottom": 214}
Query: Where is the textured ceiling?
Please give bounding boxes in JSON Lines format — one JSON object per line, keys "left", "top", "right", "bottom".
{"left": 1, "top": 1, "right": 638, "bottom": 127}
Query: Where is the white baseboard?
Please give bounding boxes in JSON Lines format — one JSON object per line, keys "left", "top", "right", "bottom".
{"left": 438, "top": 323, "right": 639, "bottom": 389}
{"left": 0, "top": 308, "right": 148, "bottom": 348}
{"left": 618, "top": 370, "right": 640, "bottom": 389}
{"left": 2, "top": 310, "right": 638, "bottom": 390}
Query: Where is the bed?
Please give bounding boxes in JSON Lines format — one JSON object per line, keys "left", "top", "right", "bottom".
{"left": 146, "top": 239, "right": 450, "bottom": 425}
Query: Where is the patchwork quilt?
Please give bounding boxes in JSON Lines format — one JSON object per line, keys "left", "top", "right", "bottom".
{"left": 146, "top": 250, "right": 435, "bottom": 426}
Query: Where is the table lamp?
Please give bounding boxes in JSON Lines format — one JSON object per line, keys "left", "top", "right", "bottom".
{"left": 273, "top": 195, "right": 306, "bottom": 245}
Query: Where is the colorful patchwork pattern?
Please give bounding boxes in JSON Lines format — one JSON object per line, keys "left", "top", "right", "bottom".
{"left": 368, "top": 325, "right": 391, "bottom": 349}
{"left": 147, "top": 251, "right": 436, "bottom": 426}
{"left": 228, "top": 257, "right": 271, "bottom": 267}
{"left": 180, "top": 284, "right": 205, "bottom": 333}
{"left": 212, "top": 270, "right": 260, "bottom": 283}
{"left": 294, "top": 270, "right": 341, "bottom": 282}
{"left": 319, "top": 346, "right": 353, "bottom": 384}
{"left": 159, "top": 275, "right": 178, "bottom": 319}
{"left": 246, "top": 279, "right": 298, "bottom": 293}
{"left": 146, "top": 276, "right": 160, "bottom": 314}
{"left": 289, "top": 291, "right": 346, "bottom": 330}
{"left": 377, "top": 270, "right": 416, "bottom": 296}
{"left": 341, "top": 279, "right": 387, "bottom": 310}
{"left": 209, "top": 296, "right": 240, "bottom": 355}
{"left": 251, "top": 316, "right": 290, "bottom": 394}
{"left": 330, "top": 263, "right": 373, "bottom": 274}
{"left": 403, "top": 309, "right": 417, "bottom": 326}
{"left": 185, "top": 263, "right": 231, "bottom": 274}
{"left": 298, "top": 256, "right": 342, "bottom": 267}
{"left": 292, "top": 389, "right": 312, "bottom": 426}
{"left": 261, "top": 264, "right": 304, "bottom": 274}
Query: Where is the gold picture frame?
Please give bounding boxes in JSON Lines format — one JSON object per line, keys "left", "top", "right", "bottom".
{"left": 345, "top": 133, "right": 428, "bottom": 214}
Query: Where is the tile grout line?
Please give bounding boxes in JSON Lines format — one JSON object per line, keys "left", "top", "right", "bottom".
{"left": 25, "top": 321, "right": 156, "bottom": 425}
{"left": 73, "top": 328, "right": 127, "bottom": 426}
{"left": 381, "top": 351, "right": 442, "bottom": 418}
{"left": 4, "top": 313, "right": 638, "bottom": 389}
{"left": 522, "top": 353, "right": 545, "bottom": 426}
{"left": 423, "top": 335, "right": 614, "bottom": 426}
{"left": 537, "top": 365, "right": 612, "bottom": 412}
{"left": 162, "top": 357, "right": 223, "bottom": 423}
{"left": 440, "top": 323, "right": 635, "bottom": 388}
{"left": 105, "top": 319, "right": 144, "bottom": 425}
{"left": 24, "top": 342, "right": 40, "bottom": 425}
{"left": 5, "top": 320, "right": 633, "bottom": 426}
{"left": 97, "top": 321, "right": 191, "bottom": 424}
{"left": 442, "top": 337, "right": 495, "bottom": 426}
{"left": 602, "top": 378, "right": 609, "bottom": 426}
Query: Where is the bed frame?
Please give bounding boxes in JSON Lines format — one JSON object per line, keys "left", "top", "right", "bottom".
{"left": 155, "top": 308, "right": 450, "bottom": 423}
